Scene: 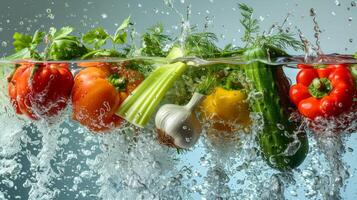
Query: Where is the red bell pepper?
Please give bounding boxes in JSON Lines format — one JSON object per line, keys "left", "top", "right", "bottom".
{"left": 290, "top": 64, "right": 356, "bottom": 119}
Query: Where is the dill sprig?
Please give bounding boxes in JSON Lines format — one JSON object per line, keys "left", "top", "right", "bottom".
{"left": 184, "top": 31, "right": 221, "bottom": 58}
{"left": 196, "top": 74, "right": 217, "bottom": 95}
{"left": 141, "top": 24, "right": 172, "bottom": 57}
{"left": 239, "top": 3, "right": 303, "bottom": 52}
{"left": 239, "top": 3, "right": 259, "bottom": 46}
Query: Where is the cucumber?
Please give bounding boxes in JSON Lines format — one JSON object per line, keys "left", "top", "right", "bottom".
{"left": 243, "top": 47, "right": 308, "bottom": 171}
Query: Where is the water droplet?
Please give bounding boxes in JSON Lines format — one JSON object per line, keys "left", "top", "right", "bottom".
{"left": 138, "top": 3, "right": 142, "bottom": 8}
{"left": 352, "top": 1, "right": 357, "bottom": 6}
{"left": 19, "top": 21, "right": 24, "bottom": 25}
{"left": 259, "top": 16, "right": 265, "bottom": 21}
{"left": 205, "top": 10, "right": 210, "bottom": 14}
{"left": 1, "top": 41, "right": 7, "bottom": 47}
{"left": 349, "top": 38, "right": 353, "bottom": 43}
{"left": 310, "top": 8, "right": 316, "bottom": 16}
{"left": 335, "top": 0, "right": 341, "bottom": 6}
{"left": 331, "top": 11, "right": 336, "bottom": 16}
{"left": 0, "top": 28, "right": 3, "bottom": 32}
{"left": 348, "top": 17, "right": 353, "bottom": 21}
{"left": 101, "top": 13, "right": 108, "bottom": 19}
{"left": 180, "top": 0, "right": 185, "bottom": 3}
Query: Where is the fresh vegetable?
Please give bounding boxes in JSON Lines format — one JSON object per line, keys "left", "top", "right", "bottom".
{"left": 8, "top": 62, "right": 73, "bottom": 119}
{"left": 155, "top": 74, "right": 217, "bottom": 149}
{"left": 239, "top": 4, "right": 308, "bottom": 171}
{"left": 116, "top": 47, "right": 187, "bottom": 127}
{"left": 201, "top": 87, "right": 250, "bottom": 132}
{"left": 290, "top": 64, "right": 356, "bottom": 119}
{"left": 155, "top": 92, "right": 204, "bottom": 149}
{"left": 71, "top": 63, "right": 143, "bottom": 132}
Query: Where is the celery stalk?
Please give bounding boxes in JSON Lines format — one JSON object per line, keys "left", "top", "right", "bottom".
{"left": 116, "top": 48, "right": 188, "bottom": 127}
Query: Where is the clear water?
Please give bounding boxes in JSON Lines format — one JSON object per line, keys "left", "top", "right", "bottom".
{"left": 0, "top": 57, "right": 356, "bottom": 199}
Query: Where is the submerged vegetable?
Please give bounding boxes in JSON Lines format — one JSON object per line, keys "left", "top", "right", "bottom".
{"left": 8, "top": 62, "right": 73, "bottom": 120}
{"left": 201, "top": 87, "right": 250, "bottom": 132}
{"left": 243, "top": 47, "right": 308, "bottom": 171}
{"left": 116, "top": 47, "right": 188, "bottom": 127}
{"left": 71, "top": 64, "right": 143, "bottom": 132}
{"left": 290, "top": 64, "right": 356, "bottom": 119}
{"left": 155, "top": 92, "right": 204, "bottom": 149}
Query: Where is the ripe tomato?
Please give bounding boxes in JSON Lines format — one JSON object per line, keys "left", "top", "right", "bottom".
{"left": 8, "top": 62, "right": 74, "bottom": 119}
{"left": 71, "top": 63, "right": 143, "bottom": 132}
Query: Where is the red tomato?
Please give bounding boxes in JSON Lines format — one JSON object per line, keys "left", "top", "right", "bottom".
{"left": 8, "top": 62, "right": 74, "bottom": 119}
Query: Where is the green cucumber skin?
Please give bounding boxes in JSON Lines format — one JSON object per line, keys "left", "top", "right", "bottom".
{"left": 243, "top": 47, "right": 308, "bottom": 171}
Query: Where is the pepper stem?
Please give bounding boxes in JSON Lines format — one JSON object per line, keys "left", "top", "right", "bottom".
{"left": 108, "top": 74, "right": 126, "bottom": 91}
{"left": 308, "top": 78, "right": 332, "bottom": 98}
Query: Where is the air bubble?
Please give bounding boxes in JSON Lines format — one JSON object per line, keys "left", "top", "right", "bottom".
{"left": 1, "top": 41, "right": 7, "bottom": 47}
{"left": 335, "top": 0, "right": 341, "bottom": 6}
{"left": 46, "top": 8, "right": 52, "bottom": 13}
{"left": 349, "top": 38, "right": 353, "bottom": 43}
{"left": 348, "top": 17, "right": 353, "bottom": 21}
{"left": 352, "top": 1, "right": 357, "bottom": 6}
{"left": 101, "top": 13, "right": 108, "bottom": 19}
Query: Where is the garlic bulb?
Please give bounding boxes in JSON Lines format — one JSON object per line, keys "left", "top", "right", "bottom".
{"left": 155, "top": 92, "right": 204, "bottom": 149}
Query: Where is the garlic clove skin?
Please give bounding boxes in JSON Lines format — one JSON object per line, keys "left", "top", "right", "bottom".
{"left": 155, "top": 104, "right": 202, "bottom": 149}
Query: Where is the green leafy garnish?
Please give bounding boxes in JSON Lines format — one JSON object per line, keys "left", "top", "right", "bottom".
{"left": 13, "top": 33, "right": 32, "bottom": 52}
{"left": 141, "top": 24, "right": 172, "bottom": 57}
{"left": 239, "top": 3, "right": 259, "bottom": 45}
{"left": 113, "top": 15, "right": 131, "bottom": 44}
{"left": 82, "top": 28, "right": 110, "bottom": 49}
{"left": 238, "top": 3, "right": 303, "bottom": 54}
{"left": 46, "top": 27, "right": 88, "bottom": 60}
{"left": 7, "top": 30, "right": 45, "bottom": 60}
{"left": 184, "top": 32, "right": 220, "bottom": 58}
{"left": 81, "top": 16, "right": 132, "bottom": 58}
{"left": 196, "top": 74, "right": 217, "bottom": 95}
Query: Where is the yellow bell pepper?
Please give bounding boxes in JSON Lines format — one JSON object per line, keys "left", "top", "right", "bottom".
{"left": 201, "top": 87, "right": 251, "bottom": 132}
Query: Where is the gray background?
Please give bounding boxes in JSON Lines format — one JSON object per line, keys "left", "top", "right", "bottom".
{"left": 1, "top": 0, "right": 357, "bottom": 199}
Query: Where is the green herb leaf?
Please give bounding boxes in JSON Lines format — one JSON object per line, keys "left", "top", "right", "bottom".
{"left": 141, "top": 24, "right": 172, "bottom": 57}
{"left": 113, "top": 31, "right": 127, "bottom": 44}
{"left": 115, "top": 16, "right": 131, "bottom": 35}
{"left": 113, "top": 16, "right": 131, "bottom": 44}
{"left": 142, "top": 25, "right": 171, "bottom": 56}
{"left": 184, "top": 32, "right": 220, "bottom": 58}
{"left": 81, "top": 49, "right": 122, "bottom": 59}
{"left": 239, "top": 3, "right": 259, "bottom": 45}
{"left": 82, "top": 27, "right": 110, "bottom": 49}
{"left": 196, "top": 74, "right": 217, "bottom": 95}
{"left": 31, "top": 30, "right": 45, "bottom": 47}
{"left": 13, "top": 32, "right": 32, "bottom": 52}
{"left": 4, "top": 48, "right": 31, "bottom": 60}
{"left": 49, "top": 26, "right": 74, "bottom": 39}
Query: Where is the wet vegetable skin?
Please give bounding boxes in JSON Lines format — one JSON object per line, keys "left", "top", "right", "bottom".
{"left": 244, "top": 47, "right": 309, "bottom": 171}
{"left": 290, "top": 64, "right": 356, "bottom": 119}
{"left": 8, "top": 63, "right": 73, "bottom": 119}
